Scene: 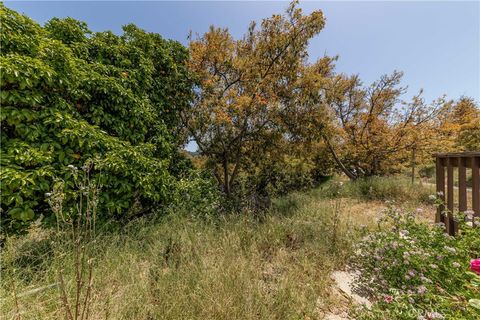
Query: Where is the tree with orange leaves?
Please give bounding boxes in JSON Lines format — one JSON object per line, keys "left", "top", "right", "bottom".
{"left": 436, "top": 97, "right": 480, "bottom": 151}
{"left": 321, "top": 71, "right": 445, "bottom": 178}
{"left": 184, "top": 1, "right": 332, "bottom": 196}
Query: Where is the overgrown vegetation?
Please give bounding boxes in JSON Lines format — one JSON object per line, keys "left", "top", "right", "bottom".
{"left": 1, "top": 180, "right": 362, "bottom": 319}
{"left": 1, "top": 2, "right": 479, "bottom": 319}
{"left": 2, "top": 2, "right": 478, "bottom": 233}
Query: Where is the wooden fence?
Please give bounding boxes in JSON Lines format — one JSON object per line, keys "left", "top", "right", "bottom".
{"left": 435, "top": 152, "right": 480, "bottom": 235}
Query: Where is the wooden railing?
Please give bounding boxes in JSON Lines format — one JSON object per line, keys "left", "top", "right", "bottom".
{"left": 435, "top": 152, "right": 480, "bottom": 235}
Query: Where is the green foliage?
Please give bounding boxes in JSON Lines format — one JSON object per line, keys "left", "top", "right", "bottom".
{"left": 45, "top": 17, "right": 90, "bottom": 44}
{"left": 352, "top": 207, "right": 480, "bottom": 319}
{"left": 175, "top": 171, "right": 223, "bottom": 217}
{"left": 255, "top": 151, "right": 333, "bottom": 197}
{"left": 0, "top": 4, "right": 194, "bottom": 232}
{"left": 221, "top": 144, "right": 334, "bottom": 212}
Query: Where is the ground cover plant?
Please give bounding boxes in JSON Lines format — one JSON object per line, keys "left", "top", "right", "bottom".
{"left": 352, "top": 206, "right": 480, "bottom": 319}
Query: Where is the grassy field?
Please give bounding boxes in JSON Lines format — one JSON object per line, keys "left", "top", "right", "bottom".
{"left": 1, "top": 177, "right": 436, "bottom": 319}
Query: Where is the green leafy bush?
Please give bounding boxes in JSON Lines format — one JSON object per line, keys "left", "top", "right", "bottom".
{"left": 0, "top": 4, "right": 194, "bottom": 232}
{"left": 175, "top": 171, "right": 222, "bottom": 218}
{"left": 352, "top": 207, "right": 480, "bottom": 319}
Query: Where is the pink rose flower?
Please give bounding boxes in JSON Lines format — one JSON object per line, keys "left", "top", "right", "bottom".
{"left": 470, "top": 258, "right": 480, "bottom": 275}
{"left": 383, "top": 295, "right": 393, "bottom": 303}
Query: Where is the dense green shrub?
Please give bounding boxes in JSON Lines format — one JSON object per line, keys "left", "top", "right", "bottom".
{"left": 352, "top": 207, "right": 480, "bottom": 319}
{"left": 0, "top": 4, "right": 194, "bottom": 232}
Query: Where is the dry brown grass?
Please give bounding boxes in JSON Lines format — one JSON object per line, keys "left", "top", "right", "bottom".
{"left": 1, "top": 201, "right": 357, "bottom": 319}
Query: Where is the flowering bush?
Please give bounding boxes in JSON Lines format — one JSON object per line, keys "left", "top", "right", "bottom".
{"left": 352, "top": 206, "right": 480, "bottom": 319}
{"left": 471, "top": 258, "right": 480, "bottom": 275}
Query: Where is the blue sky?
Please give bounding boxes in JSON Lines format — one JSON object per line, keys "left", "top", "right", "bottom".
{"left": 5, "top": 1, "right": 480, "bottom": 150}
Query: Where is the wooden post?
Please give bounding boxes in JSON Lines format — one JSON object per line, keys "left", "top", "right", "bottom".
{"left": 446, "top": 158, "right": 455, "bottom": 235}
{"left": 458, "top": 157, "right": 467, "bottom": 212}
{"left": 473, "top": 156, "right": 480, "bottom": 218}
{"left": 435, "top": 157, "right": 445, "bottom": 224}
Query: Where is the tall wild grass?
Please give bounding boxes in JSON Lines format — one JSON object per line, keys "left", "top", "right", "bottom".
{"left": 1, "top": 175, "right": 434, "bottom": 319}
{"left": 1, "top": 187, "right": 360, "bottom": 319}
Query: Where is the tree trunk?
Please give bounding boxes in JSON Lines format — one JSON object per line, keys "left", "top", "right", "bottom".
{"left": 323, "top": 134, "right": 358, "bottom": 180}
{"left": 222, "top": 155, "right": 230, "bottom": 196}
{"left": 411, "top": 145, "right": 416, "bottom": 184}
{"left": 228, "top": 153, "right": 241, "bottom": 194}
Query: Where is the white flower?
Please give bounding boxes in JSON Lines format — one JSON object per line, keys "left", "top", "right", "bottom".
{"left": 399, "top": 230, "right": 409, "bottom": 239}
{"left": 426, "top": 312, "right": 444, "bottom": 319}
{"left": 417, "top": 285, "right": 427, "bottom": 294}
{"left": 465, "top": 209, "right": 474, "bottom": 219}
{"left": 45, "top": 192, "right": 52, "bottom": 197}
{"left": 428, "top": 195, "right": 437, "bottom": 201}
{"left": 444, "top": 246, "right": 456, "bottom": 254}
{"left": 452, "top": 262, "right": 461, "bottom": 268}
